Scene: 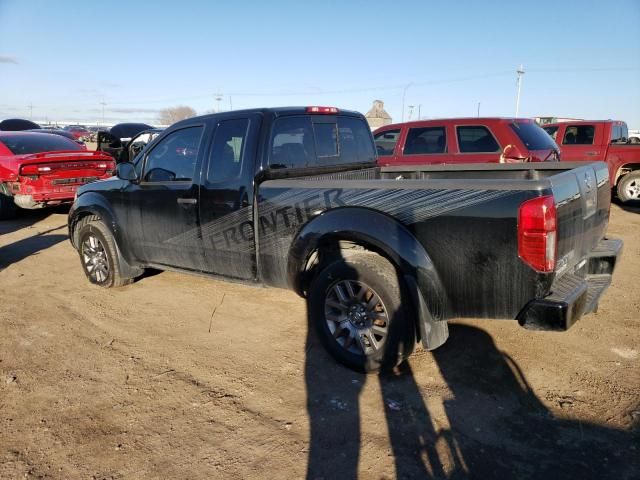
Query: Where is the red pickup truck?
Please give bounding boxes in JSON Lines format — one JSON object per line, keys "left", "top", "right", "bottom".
{"left": 0, "top": 132, "right": 115, "bottom": 219}
{"left": 542, "top": 120, "right": 640, "bottom": 203}
{"left": 374, "top": 117, "right": 559, "bottom": 166}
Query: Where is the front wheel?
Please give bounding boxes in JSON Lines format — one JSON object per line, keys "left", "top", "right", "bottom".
{"left": 617, "top": 171, "right": 640, "bottom": 203}
{"left": 308, "top": 253, "right": 415, "bottom": 373}
{"left": 76, "top": 216, "right": 134, "bottom": 288}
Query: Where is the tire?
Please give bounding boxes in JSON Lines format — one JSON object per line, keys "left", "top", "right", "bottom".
{"left": 75, "top": 215, "right": 134, "bottom": 288}
{"left": 0, "top": 183, "right": 17, "bottom": 220}
{"left": 616, "top": 171, "right": 640, "bottom": 203}
{"left": 308, "top": 252, "right": 415, "bottom": 373}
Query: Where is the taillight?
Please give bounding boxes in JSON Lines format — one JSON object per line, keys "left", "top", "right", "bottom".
{"left": 518, "top": 195, "right": 557, "bottom": 273}
{"left": 306, "top": 106, "right": 339, "bottom": 114}
{"left": 19, "top": 161, "right": 114, "bottom": 176}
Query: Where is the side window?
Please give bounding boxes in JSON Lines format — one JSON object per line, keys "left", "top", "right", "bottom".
{"left": 404, "top": 127, "right": 446, "bottom": 155}
{"left": 374, "top": 129, "right": 400, "bottom": 156}
{"left": 456, "top": 126, "right": 500, "bottom": 153}
{"left": 207, "top": 118, "right": 249, "bottom": 182}
{"left": 542, "top": 126, "right": 559, "bottom": 141}
{"left": 270, "top": 116, "right": 316, "bottom": 169}
{"left": 142, "top": 126, "right": 203, "bottom": 182}
{"left": 563, "top": 125, "right": 594, "bottom": 145}
{"left": 337, "top": 116, "right": 376, "bottom": 163}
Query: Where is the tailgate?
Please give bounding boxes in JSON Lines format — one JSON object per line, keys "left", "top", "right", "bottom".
{"left": 549, "top": 161, "right": 610, "bottom": 276}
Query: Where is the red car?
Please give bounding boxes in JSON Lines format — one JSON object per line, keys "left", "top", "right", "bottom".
{"left": 542, "top": 120, "right": 640, "bottom": 203}
{"left": 374, "top": 117, "right": 559, "bottom": 166}
{"left": 63, "top": 125, "right": 91, "bottom": 140}
{"left": 0, "top": 132, "right": 115, "bottom": 219}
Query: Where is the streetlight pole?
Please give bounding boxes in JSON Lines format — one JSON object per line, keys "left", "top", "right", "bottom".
{"left": 99, "top": 99, "right": 106, "bottom": 126}
{"left": 401, "top": 82, "right": 412, "bottom": 122}
{"left": 515, "top": 64, "right": 525, "bottom": 117}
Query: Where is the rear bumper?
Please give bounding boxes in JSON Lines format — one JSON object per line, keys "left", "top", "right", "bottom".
{"left": 517, "top": 238, "right": 623, "bottom": 331}
{"left": 14, "top": 191, "right": 76, "bottom": 209}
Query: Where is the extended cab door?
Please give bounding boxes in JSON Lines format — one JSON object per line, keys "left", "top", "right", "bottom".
{"left": 132, "top": 124, "right": 207, "bottom": 270}
{"left": 197, "top": 114, "right": 262, "bottom": 279}
{"left": 557, "top": 123, "right": 603, "bottom": 161}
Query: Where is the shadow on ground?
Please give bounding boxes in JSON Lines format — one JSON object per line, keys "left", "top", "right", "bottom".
{"left": 0, "top": 225, "right": 67, "bottom": 270}
{"left": 0, "top": 209, "right": 54, "bottom": 236}
{"left": 613, "top": 197, "right": 640, "bottom": 214}
{"left": 305, "top": 323, "right": 638, "bottom": 479}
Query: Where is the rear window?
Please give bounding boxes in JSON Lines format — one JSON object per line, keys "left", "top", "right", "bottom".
{"left": 456, "top": 126, "right": 500, "bottom": 153}
{"left": 0, "top": 133, "right": 83, "bottom": 155}
{"left": 563, "top": 125, "right": 594, "bottom": 145}
{"left": 374, "top": 129, "right": 400, "bottom": 156}
{"left": 404, "top": 127, "right": 446, "bottom": 154}
{"left": 270, "top": 115, "right": 374, "bottom": 169}
{"left": 611, "top": 123, "right": 629, "bottom": 144}
{"left": 510, "top": 122, "right": 558, "bottom": 151}
{"left": 542, "top": 125, "right": 559, "bottom": 140}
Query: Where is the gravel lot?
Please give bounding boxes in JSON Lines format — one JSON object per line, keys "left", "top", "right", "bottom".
{"left": 0, "top": 202, "right": 638, "bottom": 479}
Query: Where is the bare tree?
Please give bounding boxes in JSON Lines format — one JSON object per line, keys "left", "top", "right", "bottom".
{"left": 157, "top": 105, "right": 197, "bottom": 125}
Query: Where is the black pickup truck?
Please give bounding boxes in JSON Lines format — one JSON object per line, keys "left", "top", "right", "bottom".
{"left": 68, "top": 107, "right": 622, "bottom": 372}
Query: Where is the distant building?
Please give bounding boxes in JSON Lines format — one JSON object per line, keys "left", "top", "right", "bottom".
{"left": 365, "top": 100, "right": 392, "bottom": 130}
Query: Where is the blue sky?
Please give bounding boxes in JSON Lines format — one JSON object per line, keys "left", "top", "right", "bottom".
{"left": 1, "top": 0, "right": 639, "bottom": 126}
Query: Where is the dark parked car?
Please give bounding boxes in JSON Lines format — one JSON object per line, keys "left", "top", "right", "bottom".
{"left": 96, "top": 122, "right": 155, "bottom": 162}
{"left": 69, "top": 107, "right": 621, "bottom": 372}
{"left": 0, "top": 118, "right": 41, "bottom": 131}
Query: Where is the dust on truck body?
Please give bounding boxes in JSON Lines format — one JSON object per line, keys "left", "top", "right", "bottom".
{"left": 68, "top": 107, "right": 622, "bottom": 372}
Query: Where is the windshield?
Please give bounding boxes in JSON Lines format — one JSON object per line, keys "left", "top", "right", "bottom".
{"left": 511, "top": 122, "right": 558, "bottom": 151}
{"left": 0, "top": 133, "right": 83, "bottom": 155}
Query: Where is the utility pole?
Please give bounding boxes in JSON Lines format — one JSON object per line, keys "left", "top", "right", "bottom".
{"left": 401, "top": 82, "right": 412, "bottom": 122}
{"left": 215, "top": 93, "right": 223, "bottom": 113}
{"left": 99, "top": 99, "right": 106, "bottom": 125}
{"left": 417, "top": 104, "right": 422, "bottom": 120}
{"left": 408, "top": 105, "right": 415, "bottom": 120}
{"left": 515, "top": 64, "right": 525, "bottom": 117}
{"left": 477, "top": 101, "right": 481, "bottom": 117}
{"left": 229, "top": 95, "right": 233, "bottom": 111}
{"left": 28, "top": 103, "right": 33, "bottom": 120}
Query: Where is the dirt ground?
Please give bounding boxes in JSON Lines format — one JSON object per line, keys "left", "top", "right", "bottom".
{"left": 0, "top": 202, "right": 638, "bottom": 479}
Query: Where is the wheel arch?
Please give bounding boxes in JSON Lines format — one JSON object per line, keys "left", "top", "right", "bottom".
{"left": 614, "top": 163, "right": 640, "bottom": 185}
{"left": 68, "top": 197, "right": 117, "bottom": 248}
{"left": 287, "top": 207, "right": 450, "bottom": 349}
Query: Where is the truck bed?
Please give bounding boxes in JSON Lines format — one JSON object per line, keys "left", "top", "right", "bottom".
{"left": 257, "top": 161, "right": 611, "bottom": 322}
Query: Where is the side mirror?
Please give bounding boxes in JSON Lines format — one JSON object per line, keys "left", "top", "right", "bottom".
{"left": 116, "top": 162, "right": 138, "bottom": 182}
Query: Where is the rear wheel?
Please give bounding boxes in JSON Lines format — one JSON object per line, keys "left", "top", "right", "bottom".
{"left": 617, "top": 171, "right": 640, "bottom": 203}
{"left": 75, "top": 216, "right": 134, "bottom": 288}
{"left": 0, "top": 183, "right": 17, "bottom": 220}
{"left": 308, "top": 252, "right": 415, "bottom": 373}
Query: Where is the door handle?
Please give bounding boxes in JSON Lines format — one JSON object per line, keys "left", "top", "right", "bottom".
{"left": 177, "top": 197, "right": 197, "bottom": 205}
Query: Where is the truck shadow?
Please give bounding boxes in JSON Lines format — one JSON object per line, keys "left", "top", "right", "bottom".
{"left": 0, "top": 209, "right": 54, "bottom": 236}
{"left": 305, "top": 308, "right": 637, "bottom": 479}
{"left": 0, "top": 225, "right": 67, "bottom": 270}
{"left": 612, "top": 198, "right": 640, "bottom": 214}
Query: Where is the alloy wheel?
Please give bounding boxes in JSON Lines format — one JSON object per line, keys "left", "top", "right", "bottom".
{"left": 82, "top": 233, "right": 110, "bottom": 283}
{"left": 324, "top": 280, "right": 389, "bottom": 356}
